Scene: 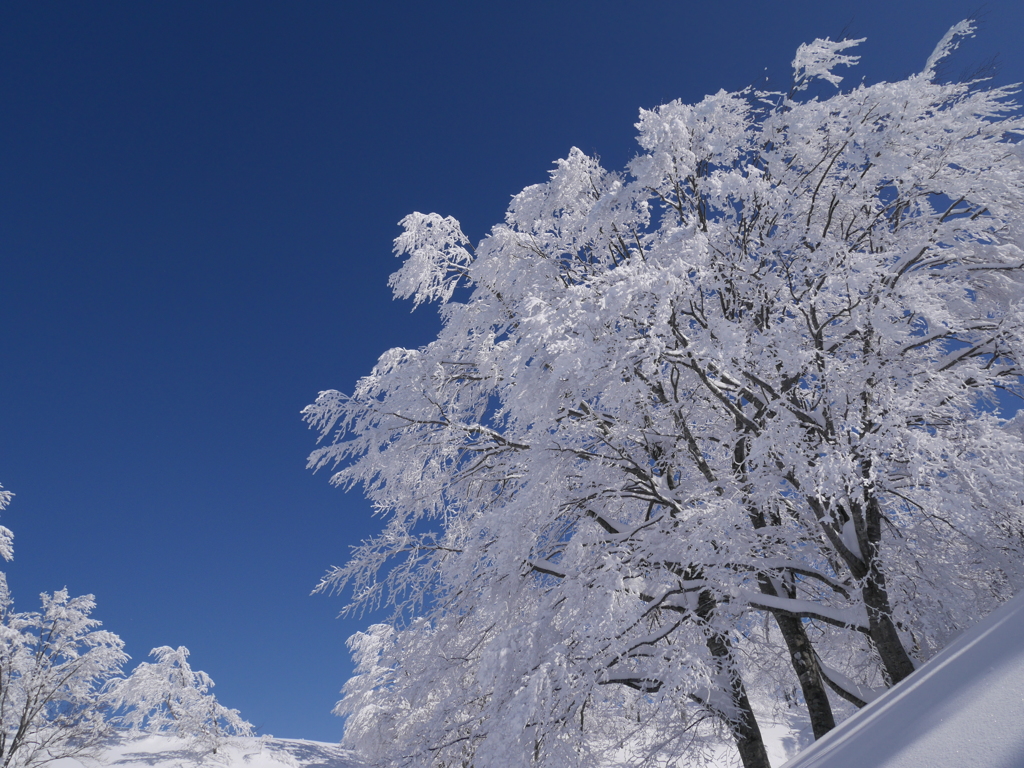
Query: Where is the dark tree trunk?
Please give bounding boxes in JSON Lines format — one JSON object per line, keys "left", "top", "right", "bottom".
{"left": 695, "top": 590, "right": 772, "bottom": 768}
{"left": 733, "top": 434, "right": 836, "bottom": 741}
{"left": 803, "top": 489, "right": 918, "bottom": 689}
{"left": 856, "top": 489, "right": 916, "bottom": 685}
{"left": 862, "top": 570, "right": 916, "bottom": 685}
{"left": 759, "top": 579, "right": 836, "bottom": 738}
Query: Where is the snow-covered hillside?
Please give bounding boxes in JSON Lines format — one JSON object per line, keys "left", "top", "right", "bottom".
{"left": 782, "top": 590, "right": 1024, "bottom": 768}
{"left": 50, "top": 735, "right": 363, "bottom": 768}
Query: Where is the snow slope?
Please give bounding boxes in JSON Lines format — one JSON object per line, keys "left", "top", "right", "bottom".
{"left": 782, "top": 590, "right": 1024, "bottom": 768}
{"left": 49, "top": 735, "right": 364, "bottom": 768}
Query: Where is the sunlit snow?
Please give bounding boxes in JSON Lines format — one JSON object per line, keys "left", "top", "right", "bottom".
{"left": 49, "top": 735, "right": 363, "bottom": 768}
{"left": 782, "top": 590, "right": 1024, "bottom": 768}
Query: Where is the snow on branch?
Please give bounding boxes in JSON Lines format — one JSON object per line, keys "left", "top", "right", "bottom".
{"left": 792, "top": 37, "right": 865, "bottom": 89}
{"left": 738, "top": 590, "right": 870, "bottom": 632}
{"left": 817, "top": 659, "right": 886, "bottom": 708}
{"left": 0, "top": 483, "right": 12, "bottom": 561}
{"left": 390, "top": 212, "right": 473, "bottom": 307}
{"left": 923, "top": 19, "right": 976, "bottom": 80}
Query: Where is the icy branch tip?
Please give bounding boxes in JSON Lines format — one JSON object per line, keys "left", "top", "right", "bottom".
{"left": 923, "top": 20, "right": 977, "bottom": 80}
{"left": 793, "top": 37, "right": 866, "bottom": 90}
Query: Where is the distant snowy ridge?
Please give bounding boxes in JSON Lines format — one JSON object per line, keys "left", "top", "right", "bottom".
{"left": 49, "top": 734, "right": 364, "bottom": 768}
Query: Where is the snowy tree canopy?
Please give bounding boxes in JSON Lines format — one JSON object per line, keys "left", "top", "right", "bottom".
{"left": 792, "top": 37, "right": 865, "bottom": 89}
{"left": 307, "top": 23, "right": 1024, "bottom": 768}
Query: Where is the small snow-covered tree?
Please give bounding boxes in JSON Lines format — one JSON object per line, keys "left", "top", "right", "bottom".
{"left": 0, "top": 583, "right": 127, "bottom": 768}
{"left": 0, "top": 489, "right": 248, "bottom": 764}
{"left": 307, "top": 22, "right": 1024, "bottom": 768}
{"left": 0, "top": 485, "right": 127, "bottom": 768}
{"left": 105, "top": 646, "right": 253, "bottom": 755}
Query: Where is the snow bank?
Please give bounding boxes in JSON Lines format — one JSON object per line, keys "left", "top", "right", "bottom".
{"left": 50, "top": 734, "right": 364, "bottom": 768}
{"left": 782, "top": 590, "right": 1024, "bottom": 768}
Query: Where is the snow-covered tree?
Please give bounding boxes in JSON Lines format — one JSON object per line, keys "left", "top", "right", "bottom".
{"left": 0, "top": 584, "right": 127, "bottom": 768}
{"left": 105, "top": 646, "right": 253, "bottom": 755}
{"left": 0, "top": 486, "right": 251, "bottom": 765}
{"left": 307, "top": 23, "right": 1024, "bottom": 768}
{"left": 0, "top": 485, "right": 127, "bottom": 768}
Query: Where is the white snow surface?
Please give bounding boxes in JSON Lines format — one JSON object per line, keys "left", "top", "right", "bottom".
{"left": 782, "top": 590, "right": 1024, "bottom": 768}
{"left": 49, "top": 734, "right": 363, "bottom": 768}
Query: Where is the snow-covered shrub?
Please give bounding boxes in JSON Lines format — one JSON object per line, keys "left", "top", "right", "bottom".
{"left": 106, "top": 646, "right": 253, "bottom": 755}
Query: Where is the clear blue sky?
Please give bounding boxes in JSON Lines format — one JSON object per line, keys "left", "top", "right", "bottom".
{"left": 2, "top": 0, "right": 1022, "bottom": 742}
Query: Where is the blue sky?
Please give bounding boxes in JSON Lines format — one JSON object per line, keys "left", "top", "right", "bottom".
{"left": 2, "top": 0, "right": 1022, "bottom": 742}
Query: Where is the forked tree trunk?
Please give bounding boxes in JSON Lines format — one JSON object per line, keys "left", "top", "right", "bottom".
{"left": 803, "top": 489, "right": 918, "bottom": 689}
